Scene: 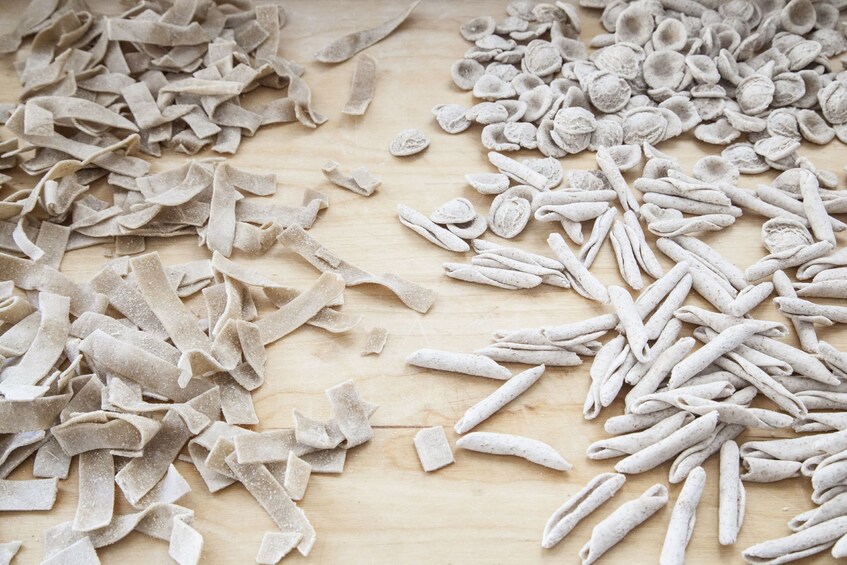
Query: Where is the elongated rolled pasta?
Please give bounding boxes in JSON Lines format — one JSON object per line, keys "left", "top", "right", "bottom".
{"left": 626, "top": 337, "right": 695, "bottom": 409}
{"left": 670, "top": 321, "right": 782, "bottom": 388}
{"left": 455, "top": 365, "right": 544, "bottom": 434}
{"left": 456, "top": 432, "right": 571, "bottom": 471}
{"left": 628, "top": 319, "right": 682, "bottom": 385}
{"left": 542, "top": 472, "right": 626, "bottom": 549}
{"left": 743, "top": 516, "right": 847, "bottom": 564}
{"left": 609, "top": 285, "right": 650, "bottom": 363}
{"left": 407, "top": 349, "right": 511, "bottom": 380}
{"left": 615, "top": 412, "right": 719, "bottom": 474}
{"left": 587, "top": 412, "right": 693, "bottom": 460}
{"left": 790, "top": 493, "right": 847, "bottom": 531}
{"left": 660, "top": 466, "right": 706, "bottom": 565}
{"left": 547, "top": 233, "right": 610, "bottom": 303}
{"left": 719, "top": 441, "right": 744, "bottom": 545}
{"left": 579, "top": 484, "right": 668, "bottom": 564}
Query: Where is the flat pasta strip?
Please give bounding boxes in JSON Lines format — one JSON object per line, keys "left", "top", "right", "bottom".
{"left": 43, "top": 503, "right": 194, "bottom": 558}
{"left": 234, "top": 430, "right": 314, "bottom": 465}
{"left": 255, "top": 272, "right": 345, "bottom": 344}
{"left": 361, "top": 327, "right": 389, "bottom": 356}
{"left": 52, "top": 411, "right": 161, "bottom": 456}
{"left": 342, "top": 55, "right": 376, "bottom": 115}
{"left": 224, "top": 452, "right": 316, "bottom": 556}
{"left": 326, "top": 380, "right": 374, "bottom": 448}
{"left": 314, "top": 1, "right": 420, "bottom": 63}
{"left": 116, "top": 389, "right": 219, "bottom": 505}
{"left": 0, "top": 393, "right": 71, "bottom": 434}
{"left": 456, "top": 432, "right": 571, "bottom": 471}
{"left": 0, "top": 477, "right": 58, "bottom": 510}
{"left": 78, "top": 329, "right": 211, "bottom": 403}
{"left": 129, "top": 253, "right": 209, "bottom": 353}
{"left": 89, "top": 266, "right": 168, "bottom": 338}
{"left": 41, "top": 537, "right": 99, "bottom": 565}
{"left": 0, "top": 540, "right": 21, "bottom": 565}
{"left": 0, "top": 292, "right": 69, "bottom": 386}
{"left": 283, "top": 452, "right": 311, "bottom": 501}
{"left": 278, "top": 225, "right": 435, "bottom": 313}
{"left": 256, "top": 532, "right": 302, "bottom": 565}
{"left": 322, "top": 160, "right": 380, "bottom": 196}
{"left": 74, "top": 450, "right": 115, "bottom": 532}
{"left": 542, "top": 473, "right": 626, "bottom": 549}
{"left": 169, "top": 518, "right": 204, "bottom": 565}
{"left": 132, "top": 464, "right": 191, "bottom": 510}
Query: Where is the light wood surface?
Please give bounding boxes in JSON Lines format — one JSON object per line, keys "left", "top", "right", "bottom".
{"left": 1, "top": 1, "right": 846, "bottom": 563}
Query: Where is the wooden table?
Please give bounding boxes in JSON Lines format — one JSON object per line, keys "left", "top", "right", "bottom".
{"left": 1, "top": 1, "right": 845, "bottom": 563}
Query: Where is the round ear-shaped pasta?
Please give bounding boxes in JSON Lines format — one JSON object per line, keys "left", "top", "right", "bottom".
{"left": 693, "top": 156, "right": 739, "bottom": 185}
{"left": 451, "top": 59, "right": 484, "bottom": 90}
{"left": 614, "top": 5, "right": 654, "bottom": 45}
{"left": 472, "top": 74, "right": 516, "bottom": 100}
{"left": 460, "top": 15, "right": 495, "bottom": 41}
{"left": 642, "top": 50, "right": 686, "bottom": 90}
{"left": 762, "top": 218, "right": 813, "bottom": 254}
{"left": 694, "top": 119, "right": 741, "bottom": 145}
{"left": 586, "top": 71, "right": 631, "bottom": 113}
{"left": 797, "top": 109, "right": 836, "bottom": 144}
{"left": 736, "top": 74, "right": 776, "bottom": 114}
{"left": 780, "top": 0, "right": 816, "bottom": 35}
{"left": 652, "top": 18, "right": 687, "bottom": 51}
{"left": 686, "top": 55, "right": 720, "bottom": 85}
{"left": 659, "top": 96, "right": 700, "bottom": 132}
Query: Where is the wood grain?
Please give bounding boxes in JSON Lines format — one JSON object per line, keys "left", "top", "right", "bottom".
{"left": 0, "top": 1, "right": 845, "bottom": 563}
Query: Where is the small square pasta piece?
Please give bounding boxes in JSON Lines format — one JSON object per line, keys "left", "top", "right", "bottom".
{"left": 361, "top": 327, "right": 389, "bottom": 356}
{"left": 413, "top": 426, "right": 454, "bottom": 472}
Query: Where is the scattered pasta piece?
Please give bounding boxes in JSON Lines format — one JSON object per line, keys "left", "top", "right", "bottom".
{"left": 343, "top": 55, "right": 377, "bottom": 116}
{"left": 361, "top": 327, "right": 389, "bottom": 356}
{"left": 413, "top": 426, "right": 454, "bottom": 472}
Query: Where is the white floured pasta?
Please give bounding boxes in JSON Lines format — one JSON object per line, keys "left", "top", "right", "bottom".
{"left": 454, "top": 365, "right": 544, "bottom": 434}
{"left": 719, "top": 441, "right": 745, "bottom": 545}
{"left": 579, "top": 483, "right": 668, "bottom": 565}
{"left": 456, "top": 431, "right": 571, "bottom": 471}
{"left": 542, "top": 473, "right": 626, "bottom": 549}
{"left": 660, "top": 466, "right": 706, "bottom": 565}
{"left": 407, "top": 348, "right": 511, "bottom": 380}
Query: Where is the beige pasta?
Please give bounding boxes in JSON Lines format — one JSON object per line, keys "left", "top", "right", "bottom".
{"left": 315, "top": 1, "right": 420, "bottom": 63}
{"left": 454, "top": 365, "right": 544, "bottom": 434}
{"left": 456, "top": 431, "right": 571, "bottom": 471}
{"left": 413, "top": 426, "right": 454, "bottom": 472}
{"left": 407, "top": 349, "right": 511, "bottom": 380}
{"left": 256, "top": 532, "right": 302, "bottom": 565}
{"left": 343, "top": 55, "right": 376, "bottom": 115}
{"left": 579, "top": 484, "right": 668, "bottom": 565}
{"left": 660, "top": 466, "right": 706, "bottom": 565}
{"left": 542, "top": 473, "right": 626, "bottom": 549}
